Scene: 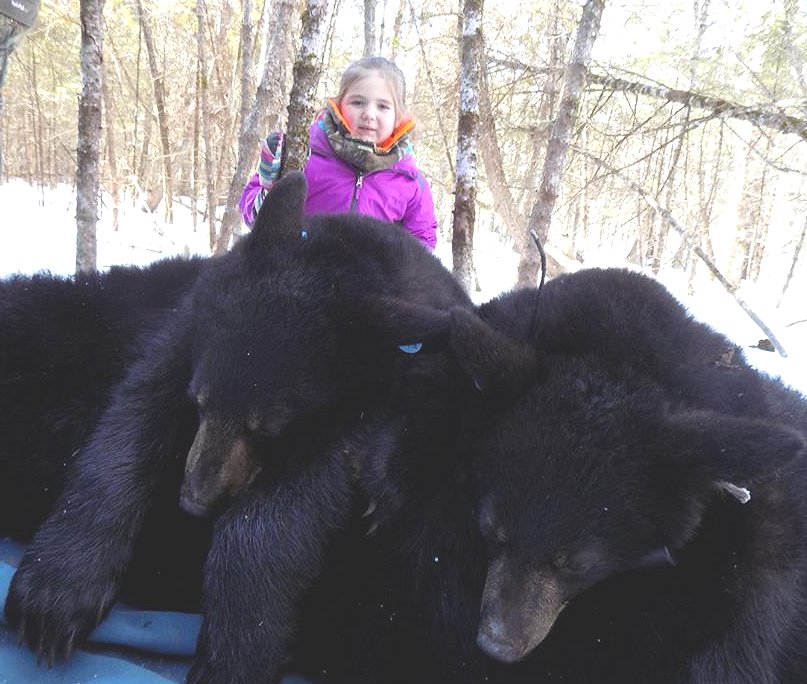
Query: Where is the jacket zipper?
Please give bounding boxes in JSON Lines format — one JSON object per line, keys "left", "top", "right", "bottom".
{"left": 350, "top": 173, "right": 363, "bottom": 212}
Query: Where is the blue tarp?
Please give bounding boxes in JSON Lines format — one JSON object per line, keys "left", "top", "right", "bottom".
{"left": 0, "top": 540, "right": 314, "bottom": 684}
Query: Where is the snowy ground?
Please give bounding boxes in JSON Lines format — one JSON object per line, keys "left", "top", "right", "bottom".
{"left": 1, "top": 178, "right": 805, "bottom": 397}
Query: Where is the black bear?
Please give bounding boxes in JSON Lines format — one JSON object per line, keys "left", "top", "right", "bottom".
{"left": 460, "top": 273, "right": 807, "bottom": 682}
{"left": 466, "top": 362, "right": 807, "bottom": 683}
{"left": 279, "top": 268, "right": 807, "bottom": 684}
{"left": 5, "top": 171, "right": 472, "bottom": 683}
{"left": 0, "top": 257, "right": 204, "bottom": 534}
{"left": 0, "top": 257, "right": 212, "bottom": 611}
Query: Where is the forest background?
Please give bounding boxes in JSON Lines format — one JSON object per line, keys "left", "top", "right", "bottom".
{"left": 0, "top": 0, "right": 805, "bottom": 355}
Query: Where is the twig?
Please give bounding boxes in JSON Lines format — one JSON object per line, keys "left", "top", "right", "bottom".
{"left": 573, "top": 145, "right": 790, "bottom": 358}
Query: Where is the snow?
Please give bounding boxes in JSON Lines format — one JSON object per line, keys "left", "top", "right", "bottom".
{"left": 0, "top": 179, "right": 212, "bottom": 274}
{"left": 1, "top": 179, "right": 805, "bottom": 398}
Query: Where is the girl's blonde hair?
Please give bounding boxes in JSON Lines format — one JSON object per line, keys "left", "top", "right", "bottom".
{"left": 334, "top": 56, "right": 409, "bottom": 123}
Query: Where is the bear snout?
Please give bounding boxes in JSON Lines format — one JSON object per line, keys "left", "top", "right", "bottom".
{"left": 477, "top": 558, "right": 567, "bottom": 663}
{"left": 476, "top": 623, "right": 532, "bottom": 663}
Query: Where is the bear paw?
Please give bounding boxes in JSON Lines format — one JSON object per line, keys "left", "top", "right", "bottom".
{"left": 4, "top": 546, "right": 119, "bottom": 662}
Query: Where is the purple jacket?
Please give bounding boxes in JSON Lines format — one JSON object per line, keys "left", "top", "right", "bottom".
{"left": 239, "top": 121, "right": 437, "bottom": 250}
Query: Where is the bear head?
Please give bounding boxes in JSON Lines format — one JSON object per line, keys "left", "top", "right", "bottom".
{"left": 178, "top": 172, "right": 471, "bottom": 516}
{"left": 458, "top": 351, "right": 805, "bottom": 664}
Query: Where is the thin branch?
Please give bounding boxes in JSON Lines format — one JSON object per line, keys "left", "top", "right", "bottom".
{"left": 588, "top": 71, "right": 807, "bottom": 142}
{"left": 573, "top": 145, "right": 791, "bottom": 358}
{"left": 407, "top": 0, "right": 454, "bottom": 177}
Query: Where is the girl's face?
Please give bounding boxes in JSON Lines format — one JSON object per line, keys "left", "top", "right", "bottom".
{"left": 340, "top": 72, "right": 397, "bottom": 145}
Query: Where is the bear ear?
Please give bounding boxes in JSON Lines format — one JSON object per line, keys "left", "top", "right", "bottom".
{"left": 248, "top": 171, "right": 307, "bottom": 251}
{"left": 665, "top": 409, "right": 806, "bottom": 489}
{"left": 347, "top": 296, "right": 454, "bottom": 346}
{"left": 344, "top": 298, "right": 542, "bottom": 398}
{"left": 449, "top": 306, "right": 543, "bottom": 397}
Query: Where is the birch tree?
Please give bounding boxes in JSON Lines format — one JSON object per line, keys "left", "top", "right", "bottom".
{"left": 75, "top": 0, "right": 105, "bottom": 274}
{"left": 211, "top": 0, "right": 255, "bottom": 253}
{"left": 132, "top": 0, "right": 173, "bottom": 222}
{"left": 364, "top": 0, "right": 377, "bottom": 55}
{"left": 0, "top": 1, "right": 40, "bottom": 179}
{"left": 196, "top": 0, "right": 216, "bottom": 248}
{"left": 451, "top": 0, "right": 483, "bottom": 293}
{"left": 283, "top": 0, "right": 330, "bottom": 175}
{"left": 213, "top": 0, "right": 297, "bottom": 253}
{"left": 524, "top": 0, "right": 605, "bottom": 286}
{"left": 0, "top": 0, "right": 39, "bottom": 89}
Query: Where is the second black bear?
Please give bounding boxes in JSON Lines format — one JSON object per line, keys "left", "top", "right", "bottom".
{"left": 286, "top": 269, "right": 807, "bottom": 684}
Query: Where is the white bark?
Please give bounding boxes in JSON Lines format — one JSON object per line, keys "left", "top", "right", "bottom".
{"left": 75, "top": 0, "right": 105, "bottom": 274}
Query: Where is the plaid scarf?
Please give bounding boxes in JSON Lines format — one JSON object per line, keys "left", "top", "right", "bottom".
{"left": 321, "top": 99, "right": 415, "bottom": 174}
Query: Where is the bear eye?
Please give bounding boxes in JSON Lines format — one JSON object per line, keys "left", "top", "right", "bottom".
{"left": 190, "top": 387, "right": 208, "bottom": 410}
{"left": 491, "top": 526, "right": 508, "bottom": 545}
{"left": 552, "top": 548, "right": 600, "bottom": 575}
{"left": 246, "top": 424, "right": 274, "bottom": 443}
{"left": 551, "top": 552, "right": 568, "bottom": 570}
{"left": 478, "top": 496, "right": 508, "bottom": 545}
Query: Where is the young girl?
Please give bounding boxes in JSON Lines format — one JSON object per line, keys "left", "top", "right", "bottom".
{"left": 238, "top": 56, "right": 437, "bottom": 250}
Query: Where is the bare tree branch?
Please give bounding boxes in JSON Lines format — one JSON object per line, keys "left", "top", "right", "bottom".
{"left": 589, "top": 71, "right": 807, "bottom": 142}
{"left": 574, "top": 145, "right": 791, "bottom": 358}
{"left": 408, "top": 0, "right": 454, "bottom": 178}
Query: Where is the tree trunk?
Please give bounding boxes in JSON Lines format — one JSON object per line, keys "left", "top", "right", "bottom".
{"left": 213, "top": 0, "right": 297, "bottom": 254}
{"left": 389, "top": 0, "right": 406, "bottom": 61}
{"left": 478, "top": 65, "right": 523, "bottom": 238}
{"left": 194, "top": 0, "right": 217, "bottom": 248}
{"left": 283, "top": 0, "right": 330, "bottom": 175}
{"left": 101, "top": 64, "right": 120, "bottom": 231}
{"left": 75, "top": 0, "right": 105, "bottom": 275}
{"left": 410, "top": 0, "right": 454, "bottom": 176}
{"left": 132, "top": 0, "right": 174, "bottom": 222}
{"left": 451, "top": 0, "right": 483, "bottom": 294}
{"left": 524, "top": 0, "right": 605, "bottom": 286}
{"left": 364, "top": 0, "right": 377, "bottom": 55}
{"left": 513, "top": 0, "right": 566, "bottom": 283}
{"left": 0, "top": 10, "right": 36, "bottom": 90}
{"left": 191, "top": 23, "right": 201, "bottom": 233}
{"left": 208, "top": 0, "right": 255, "bottom": 252}
{"left": 1, "top": 13, "right": 37, "bottom": 178}
{"left": 781, "top": 212, "right": 806, "bottom": 303}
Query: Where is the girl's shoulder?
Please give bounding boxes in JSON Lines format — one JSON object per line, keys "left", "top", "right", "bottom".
{"left": 387, "top": 151, "right": 421, "bottom": 176}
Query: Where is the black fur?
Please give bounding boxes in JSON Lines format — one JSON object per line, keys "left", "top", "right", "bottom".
{"left": 0, "top": 258, "right": 204, "bottom": 535}
{"left": 3, "top": 172, "right": 471, "bottom": 683}
{"left": 8, "top": 218, "right": 807, "bottom": 684}
{"left": 287, "top": 268, "right": 807, "bottom": 684}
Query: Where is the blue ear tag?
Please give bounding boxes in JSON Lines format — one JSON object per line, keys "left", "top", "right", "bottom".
{"left": 300, "top": 229, "right": 309, "bottom": 240}
{"left": 398, "top": 342, "right": 423, "bottom": 354}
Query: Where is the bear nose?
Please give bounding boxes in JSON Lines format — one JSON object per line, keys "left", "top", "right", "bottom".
{"left": 476, "top": 627, "right": 527, "bottom": 664}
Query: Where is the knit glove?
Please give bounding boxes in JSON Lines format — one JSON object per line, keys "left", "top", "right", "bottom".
{"left": 258, "top": 131, "right": 284, "bottom": 190}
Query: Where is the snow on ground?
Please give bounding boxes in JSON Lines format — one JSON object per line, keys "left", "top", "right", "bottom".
{"left": 2, "top": 179, "right": 805, "bottom": 397}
